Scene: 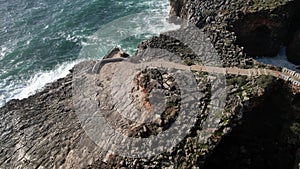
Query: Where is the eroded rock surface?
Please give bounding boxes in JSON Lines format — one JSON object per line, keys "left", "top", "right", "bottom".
{"left": 0, "top": 61, "right": 106, "bottom": 168}
{"left": 169, "top": 0, "right": 300, "bottom": 64}
{"left": 0, "top": 0, "right": 300, "bottom": 168}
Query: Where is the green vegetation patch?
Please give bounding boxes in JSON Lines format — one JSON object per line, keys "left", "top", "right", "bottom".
{"left": 256, "top": 75, "right": 275, "bottom": 89}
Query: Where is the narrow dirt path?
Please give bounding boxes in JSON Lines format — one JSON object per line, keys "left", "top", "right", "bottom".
{"left": 94, "top": 59, "right": 300, "bottom": 87}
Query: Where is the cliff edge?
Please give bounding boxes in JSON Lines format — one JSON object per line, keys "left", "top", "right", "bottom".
{"left": 0, "top": 0, "right": 299, "bottom": 168}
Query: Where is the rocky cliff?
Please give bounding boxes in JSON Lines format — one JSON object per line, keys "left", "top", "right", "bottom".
{"left": 0, "top": 0, "right": 299, "bottom": 169}
{"left": 170, "top": 0, "right": 300, "bottom": 64}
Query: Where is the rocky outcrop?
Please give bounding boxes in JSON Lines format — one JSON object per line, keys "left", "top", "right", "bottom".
{"left": 0, "top": 0, "right": 299, "bottom": 169}
{"left": 1, "top": 31, "right": 299, "bottom": 169}
{"left": 0, "top": 66, "right": 106, "bottom": 168}
{"left": 231, "top": 1, "right": 299, "bottom": 57}
{"left": 169, "top": 0, "right": 184, "bottom": 16}
{"left": 169, "top": 0, "right": 300, "bottom": 64}
{"left": 103, "top": 47, "right": 129, "bottom": 59}
{"left": 167, "top": 0, "right": 300, "bottom": 168}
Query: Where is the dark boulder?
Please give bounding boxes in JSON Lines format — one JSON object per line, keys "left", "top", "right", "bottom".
{"left": 287, "top": 29, "right": 300, "bottom": 65}
{"left": 169, "top": 0, "right": 184, "bottom": 16}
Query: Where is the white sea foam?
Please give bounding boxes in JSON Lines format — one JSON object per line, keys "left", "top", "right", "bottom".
{"left": 0, "top": 0, "right": 180, "bottom": 107}
{"left": 256, "top": 47, "right": 300, "bottom": 73}
{"left": 78, "top": 1, "right": 179, "bottom": 59}
{"left": 0, "top": 60, "right": 80, "bottom": 107}
{"left": 0, "top": 46, "right": 8, "bottom": 60}
{"left": 15, "top": 61, "right": 79, "bottom": 99}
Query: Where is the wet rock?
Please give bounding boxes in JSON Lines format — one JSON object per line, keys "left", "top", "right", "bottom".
{"left": 104, "top": 47, "right": 129, "bottom": 59}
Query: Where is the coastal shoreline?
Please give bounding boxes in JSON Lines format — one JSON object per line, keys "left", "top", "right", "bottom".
{"left": 0, "top": 0, "right": 299, "bottom": 168}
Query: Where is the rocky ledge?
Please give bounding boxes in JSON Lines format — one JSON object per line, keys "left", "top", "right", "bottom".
{"left": 0, "top": 0, "right": 300, "bottom": 169}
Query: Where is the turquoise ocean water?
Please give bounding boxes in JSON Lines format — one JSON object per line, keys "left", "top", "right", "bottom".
{"left": 0, "top": 0, "right": 179, "bottom": 106}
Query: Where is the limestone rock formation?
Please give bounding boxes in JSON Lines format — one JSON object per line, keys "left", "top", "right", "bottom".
{"left": 0, "top": 0, "right": 299, "bottom": 168}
